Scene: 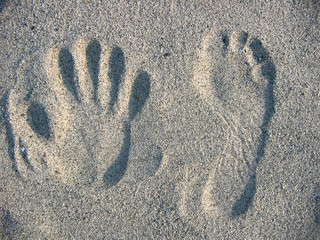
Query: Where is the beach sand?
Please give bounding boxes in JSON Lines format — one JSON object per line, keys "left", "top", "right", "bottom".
{"left": 1, "top": 0, "right": 320, "bottom": 238}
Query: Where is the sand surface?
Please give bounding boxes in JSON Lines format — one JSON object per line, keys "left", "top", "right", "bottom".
{"left": 1, "top": 0, "right": 320, "bottom": 239}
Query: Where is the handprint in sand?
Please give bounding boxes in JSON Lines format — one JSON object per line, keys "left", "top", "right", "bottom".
{"left": 8, "top": 38, "right": 163, "bottom": 189}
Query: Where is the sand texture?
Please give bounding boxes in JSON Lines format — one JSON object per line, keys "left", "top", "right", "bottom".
{"left": 0, "top": 0, "right": 320, "bottom": 239}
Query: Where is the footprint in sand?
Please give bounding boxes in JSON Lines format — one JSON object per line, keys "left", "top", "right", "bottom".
{"left": 179, "top": 29, "right": 276, "bottom": 221}
{"left": 7, "top": 37, "right": 162, "bottom": 188}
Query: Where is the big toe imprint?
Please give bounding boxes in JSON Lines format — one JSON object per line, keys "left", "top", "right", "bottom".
{"left": 181, "top": 29, "right": 276, "bottom": 223}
